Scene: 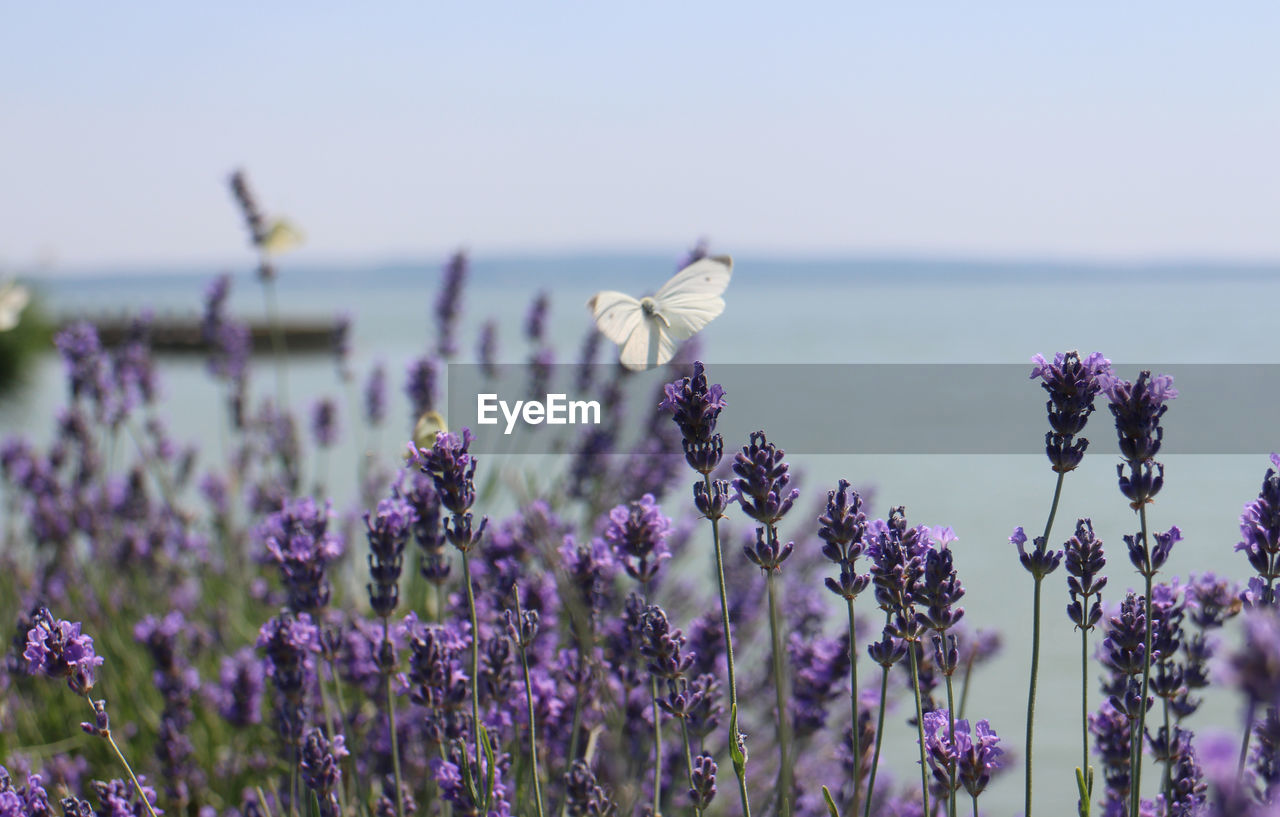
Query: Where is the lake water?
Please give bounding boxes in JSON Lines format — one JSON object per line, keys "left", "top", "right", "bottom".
{"left": 5, "top": 255, "right": 1280, "bottom": 814}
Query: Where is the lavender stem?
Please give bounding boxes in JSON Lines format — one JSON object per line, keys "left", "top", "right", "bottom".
{"left": 766, "top": 571, "right": 792, "bottom": 816}
{"left": 1026, "top": 470, "right": 1065, "bottom": 817}
{"left": 846, "top": 598, "right": 862, "bottom": 815}
{"left": 908, "top": 643, "right": 931, "bottom": 816}
{"left": 85, "top": 696, "right": 160, "bottom": 817}
{"left": 1131, "top": 504, "right": 1153, "bottom": 817}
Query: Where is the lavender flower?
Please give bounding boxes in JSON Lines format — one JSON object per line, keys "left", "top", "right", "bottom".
{"left": 1065, "top": 518, "right": 1107, "bottom": 631}
{"left": 563, "top": 760, "right": 617, "bottom": 817}
{"left": 1226, "top": 609, "right": 1280, "bottom": 711}
{"left": 435, "top": 250, "right": 467, "bottom": 358}
{"left": 365, "top": 496, "right": 417, "bottom": 619}
{"left": 1012, "top": 525, "right": 1062, "bottom": 580}
{"left": 689, "top": 754, "right": 717, "bottom": 810}
{"left": 1030, "top": 351, "right": 1111, "bottom": 473}
{"left": 257, "top": 612, "right": 319, "bottom": 744}
{"left": 819, "top": 479, "right": 870, "bottom": 601}
{"left": 1126, "top": 524, "right": 1182, "bottom": 579}
{"left": 1237, "top": 454, "right": 1280, "bottom": 606}
{"left": 603, "top": 494, "right": 672, "bottom": 585}
{"left": 477, "top": 320, "right": 498, "bottom": 380}
{"left": 400, "top": 471, "right": 448, "bottom": 586}
{"left": 24, "top": 609, "right": 103, "bottom": 695}
{"left": 364, "top": 362, "right": 387, "bottom": 427}
{"left": 921, "top": 710, "right": 1003, "bottom": 800}
{"left": 310, "top": 398, "right": 339, "bottom": 448}
{"left": 1101, "top": 593, "right": 1151, "bottom": 679}
{"left": 732, "top": 430, "right": 798, "bottom": 531}
{"left": 525, "top": 291, "right": 550, "bottom": 344}
{"left": 405, "top": 356, "right": 439, "bottom": 421}
{"left": 787, "top": 633, "right": 850, "bottom": 737}
{"left": 916, "top": 544, "right": 965, "bottom": 634}
{"left": 418, "top": 429, "right": 488, "bottom": 553}
{"left": 1090, "top": 699, "right": 1134, "bottom": 808}
{"left": 659, "top": 361, "right": 727, "bottom": 475}
{"left": 229, "top": 169, "right": 267, "bottom": 246}
{"left": 300, "top": 728, "right": 348, "bottom": 817}
{"left": 259, "top": 498, "right": 344, "bottom": 615}
{"left": 1103, "top": 370, "right": 1177, "bottom": 508}
{"left": 214, "top": 646, "right": 265, "bottom": 727}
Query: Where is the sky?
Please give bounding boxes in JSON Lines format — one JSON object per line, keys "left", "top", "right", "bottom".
{"left": 3, "top": 2, "right": 1279, "bottom": 271}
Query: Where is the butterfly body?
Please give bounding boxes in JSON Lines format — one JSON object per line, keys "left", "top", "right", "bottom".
{"left": 588, "top": 255, "right": 732, "bottom": 370}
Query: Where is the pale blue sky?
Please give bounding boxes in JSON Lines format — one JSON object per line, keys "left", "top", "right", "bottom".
{"left": 3, "top": 2, "right": 1278, "bottom": 270}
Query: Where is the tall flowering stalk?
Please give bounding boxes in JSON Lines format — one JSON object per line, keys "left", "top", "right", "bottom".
{"left": 1064, "top": 518, "right": 1107, "bottom": 816}
{"left": 1022, "top": 350, "right": 1109, "bottom": 817}
{"left": 917, "top": 535, "right": 966, "bottom": 817}
{"left": 365, "top": 494, "right": 416, "bottom": 817}
{"left": 1236, "top": 454, "right": 1280, "bottom": 607}
{"left": 418, "top": 429, "right": 490, "bottom": 794}
{"left": 506, "top": 588, "right": 546, "bottom": 817}
{"left": 818, "top": 480, "right": 870, "bottom": 814}
{"left": 1102, "top": 368, "right": 1177, "bottom": 816}
{"left": 228, "top": 168, "right": 290, "bottom": 409}
{"left": 659, "top": 361, "right": 752, "bottom": 817}
{"left": 734, "top": 430, "right": 799, "bottom": 816}
{"left": 25, "top": 609, "right": 159, "bottom": 817}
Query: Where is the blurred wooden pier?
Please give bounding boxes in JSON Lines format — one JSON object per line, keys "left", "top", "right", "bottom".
{"left": 62, "top": 313, "right": 340, "bottom": 354}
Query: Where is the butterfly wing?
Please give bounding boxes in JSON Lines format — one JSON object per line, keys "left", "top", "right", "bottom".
{"left": 652, "top": 255, "right": 733, "bottom": 340}
{"left": 0, "top": 283, "right": 30, "bottom": 332}
{"left": 618, "top": 315, "right": 676, "bottom": 371}
{"left": 262, "top": 218, "right": 304, "bottom": 255}
{"left": 588, "top": 290, "right": 644, "bottom": 345}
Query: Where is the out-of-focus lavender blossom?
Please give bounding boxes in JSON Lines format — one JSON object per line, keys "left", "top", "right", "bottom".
{"left": 1226, "top": 608, "right": 1280, "bottom": 712}
{"left": 603, "top": 495, "right": 672, "bottom": 585}
{"left": 259, "top": 498, "right": 344, "bottom": 615}
{"left": 435, "top": 250, "right": 468, "bottom": 358}
{"left": 400, "top": 470, "right": 448, "bottom": 586}
{"left": 364, "top": 362, "right": 387, "bottom": 427}
{"left": 677, "top": 238, "right": 710, "bottom": 270}
{"left": 365, "top": 496, "right": 417, "bottom": 619}
{"left": 257, "top": 612, "right": 319, "bottom": 745}
{"left": 560, "top": 536, "right": 616, "bottom": 633}
{"left": 563, "top": 760, "right": 617, "bottom": 817}
{"left": 228, "top": 169, "right": 267, "bottom": 247}
{"left": 55, "top": 323, "right": 116, "bottom": 425}
{"left": 430, "top": 748, "right": 511, "bottom": 817}
{"left": 527, "top": 347, "right": 553, "bottom": 404}
{"left": 1012, "top": 525, "right": 1063, "bottom": 580}
{"left": 405, "top": 356, "right": 439, "bottom": 422}
{"left": 1030, "top": 351, "right": 1111, "bottom": 473}
{"left": 659, "top": 361, "right": 727, "bottom": 476}
{"left": 575, "top": 327, "right": 602, "bottom": 394}
{"left": 477, "top": 320, "right": 498, "bottom": 380}
{"left": 787, "top": 633, "right": 850, "bottom": 737}
{"left": 310, "top": 398, "right": 339, "bottom": 449}
{"left": 1065, "top": 518, "right": 1107, "bottom": 631}
{"left": 23, "top": 609, "right": 103, "bottom": 695}
{"left": 525, "top": 291, "right": 550, "bottom": 344}
{"left": 1102, "top": 370, "right": 1177, "bottom": 508}
{"left": 1090, "top": 699, "right": 1133, "bottom": 810}
{"left": 1186, "top": 573, "right": 1242, "bottom": 629}
{"left": 134, "top": 612, "right": 203, "bottom": 805}
{"left": 91, "top": 777, "right": 161, "bottom": 817}
{"left": 300, "top": 728, "right": 348, "bottom": 817}
{"left": 213, "top": 646, "right": 265, "bottom": 728}
{"left": 1238, "top": 454, "right": 1280, "bottom": 607}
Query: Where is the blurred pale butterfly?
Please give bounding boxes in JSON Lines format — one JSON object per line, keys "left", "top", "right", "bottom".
{"left": 587, "top": 255, "right": 732, "bottom": 371}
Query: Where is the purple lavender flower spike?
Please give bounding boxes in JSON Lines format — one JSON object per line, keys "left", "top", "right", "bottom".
{"left": 364, "top": 362, "right": 387, "bottom": 427}
{"left": 365, "top": 496, "right": 418, "bottom": 619}
{"left": 604, "top": 494, "right": 672, "bottom": 585}
{"left": 1103, "top": 370, "right": 1177, "bottom": 508}
{"left": 259, "top": 498, "right": 344, "bottom": 615}
{"left": 257, "top": 612, "right": 319, "bottom": 745}
{"left": 916, "top": 545, "right": 965, "bottom": 634}
{"left": 1126, "top": 525, "right": 1181, "bottom": 578}
{"left": 819, "top": 479, "right": 871, "bottom": 601}
{"left": 214, "top": 646, "right": 265, "bottom": 727}
{"left": 1237, "top": 454, "right": 1280, "bottom": 606}
{"left": 1226, "top": 609, "right": 1280, "bottom": 711}
{"left": 300, "top": 728, "right": 348, "bottom": 817}
{"left": 1101, "top": 593, "right": 1150, "bottom": 679}
{"left": 732, "top": 431, "right": 799, "bottom": 530}
{"left": 405, "top": 356, "right": 440, "bottom": 422}
{"left": 418, "top": 429, "right": 488, "bottom": 554}
{"left": 1065, "top": 518, "right": 1108, "bottom": 631}
{"left": 1090, "top": 700, "right": 1133, "bottom": 809}
{"left": 310, "top": 398, "right": 339, "bottom": 448}
{"left": 689, "top": 754, "right": 717, "bottom": 810}
{"left": 1012, "top": 526, "right": 1063, "bottom": 580}
{"left": 435, "top": 250, "right": 467, "bottom": 358}
{"left": 477, "top": 320, "right": 498, "bottom": 380}
{"left": 563, "top": 760, "right": 617, "bottom": 817}
{"left": 526, "top": 291, "right": 550, "bottom": 344}
{"left": 659, "top": 361, "right": 728, "bottom": 475}
{"left": 24, "top": 609, "right": 103, "bottom": 695}
{"left": 1030, "top": 351, "right": 1112, "bottom": 473}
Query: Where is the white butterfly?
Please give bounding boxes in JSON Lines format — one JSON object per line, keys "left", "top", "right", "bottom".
{"left": 0, "top": 280, "right": 30, "bottom": 333}
{"left": 588, "top": 255, "right": 733, "bottom": 371}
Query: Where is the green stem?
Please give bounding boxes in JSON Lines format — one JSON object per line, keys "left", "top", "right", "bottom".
{"left": 460, "top": 555, "right": 484, "bottom": 781}
{"left": 908, "top": 643, "right": 931, "bottom": 816}
{"left": 846, "top": 598, "right": 862, "bottom": 816}
{"left": 515, "top": 600, "right": 546, "bottom": 817}
{"left": 260, "top": 269, "right": 289, "bottom": 411}
{"left": 1080, "top": 623, "right": 1092, "bottom": 817}
{"left": 946, "top": 670, "right": 958, "bottom": 817}
{"left": 766, "top": 570, "right": 792, "bottom": 816}
{"left": 1026, "top": 469, "right": 1065, "bottom": 817}
{"left": 1239, "top": 699, "right": 1257, "bottom": 780}
{"left": 87, "top": 697, "right": 161, "bottom": 817}
{"left": 650, "top": 677, "right": 663, "bottom": 817}
{"left": 382, "top": 623, "right": 405, "bottom": 817}
{"left": 1132, "top": 504, "right": 1153, "bottom": 817}
{"left": 702, "top": 474, "right": 752, "bottom": 817}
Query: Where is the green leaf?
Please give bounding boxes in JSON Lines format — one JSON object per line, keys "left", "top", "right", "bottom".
{"left": 728, "top": 704, "right": 746, "bottom": 772}
{"left": 821, "top": 785, "right": 842, "bottom": 817}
